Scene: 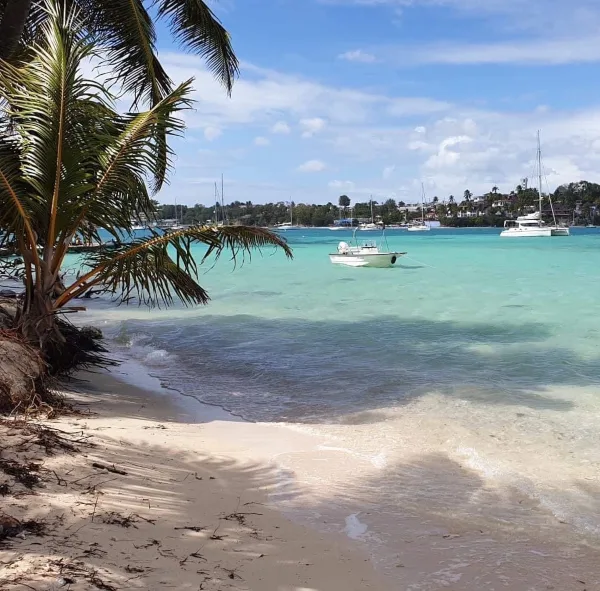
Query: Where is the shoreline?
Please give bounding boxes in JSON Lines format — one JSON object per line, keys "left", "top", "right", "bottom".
{"left": 99, "top": 360, "right": 600, "bottom": 589}
{"left": 2, "top": 361, "right": 600, "bottom": 589}
{"left": 0, "top": 367, "right": 392, "bottom": 591}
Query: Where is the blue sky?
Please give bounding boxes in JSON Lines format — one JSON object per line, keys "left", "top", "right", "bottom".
{"left": 152, "top": 0, "right": 600, "bottom": 205}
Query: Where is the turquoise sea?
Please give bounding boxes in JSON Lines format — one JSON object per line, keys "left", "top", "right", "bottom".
{"left": 71, "top": 227, "right": 600, "bottom": 583}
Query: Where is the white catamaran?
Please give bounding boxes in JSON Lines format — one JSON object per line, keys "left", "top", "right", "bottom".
{"left": 500, "top": 132, "right": 569, "bottom": 238}
{"left": 407, "top": 184, "right": 431, "bottom": 232}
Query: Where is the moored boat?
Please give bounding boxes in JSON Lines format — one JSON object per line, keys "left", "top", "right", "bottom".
{"left": 500, "top": 132, "right": 569, "bottom": 238}
{"left": 329, "top": 227, "right": 406, "bottom": 268}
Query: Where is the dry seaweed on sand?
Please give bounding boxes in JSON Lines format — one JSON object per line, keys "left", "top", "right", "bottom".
{"left": 0, "top": 514, "right": 46, "bottom": 544}
{"left": 0, "top": 457, "right": 41, "bottom": 488}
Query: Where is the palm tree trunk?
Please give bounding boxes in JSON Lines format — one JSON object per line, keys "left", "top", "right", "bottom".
{"left": 0, "top": 0, "right": 32, "bottom": 59}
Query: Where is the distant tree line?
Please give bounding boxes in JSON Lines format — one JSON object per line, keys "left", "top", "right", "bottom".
{"left": 155, "top": 180, "right": 600, "bottom": 227}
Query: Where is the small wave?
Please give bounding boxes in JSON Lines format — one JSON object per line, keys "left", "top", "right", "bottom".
{"left": 142, "top": 349, "right": 173, "bottom": 366}
{"left": 344, "top": 513, "right": 368, "bottom": 540}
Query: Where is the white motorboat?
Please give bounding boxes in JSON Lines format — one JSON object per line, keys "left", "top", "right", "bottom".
{"left": 407, "top": 184, "right": 431, "bottom": 232}
{"left": 500, "top": 132, "right": 569, "bottom": 238}
{"left": 329, "top": 229, "right": 406, "bottom": 268}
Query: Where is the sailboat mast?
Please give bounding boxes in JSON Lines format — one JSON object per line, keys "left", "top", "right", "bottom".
{"left": 290, "top": 198, "right": 293, "bottom": 226}
{"left": 537, "top": 130, "right": 542, "bottom": 225}
{"left": 421, "top": 183, "right": 425, "bottom": 223}
{"left": 370, "top": 196, "right": 374, "bottom": 223}
{"left": 221, "top": 174, "right": 226, "bottom": 224}
{"left": 214, "top": 182, "right": 218, "bottom": 224}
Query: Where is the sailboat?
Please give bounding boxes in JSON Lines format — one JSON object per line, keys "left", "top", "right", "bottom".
{"left": 275, "top": 200, "right": 302, "bottom": 230}
{"left": 170, "top": 198, "right": 184, "bottom": 230}
{"left": 500, "top": 132, "right": 569, "bottom": 238}
{"left": 359, "top": 197, "right": 380, "bottom": 231}
{"left": 407, "top": 184, "right": 431, "bottom": 231}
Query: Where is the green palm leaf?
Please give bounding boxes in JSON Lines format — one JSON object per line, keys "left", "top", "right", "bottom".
{"left": 55, "top": 225, "right": 293, "bottom": 307}
{"left": 0, "top": 0, "right": 238, "bottom": 107}
{"left": 82, "top": 0, "right": 171, "bottom": 108}
{"left": 0, "top": 138, "right": 40, "bottom": 252}
{"left": 0, "top": 2, "right": 111, "bottom": 250}
{"left": 157, "top": 0, "right": 239, "bottom": 95}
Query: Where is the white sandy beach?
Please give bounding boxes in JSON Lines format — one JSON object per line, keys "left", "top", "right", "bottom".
{"left": 0, "top": 369, "right": 392, "bottom": 591}
{"left": 2, "top": 365, "right": 600, "bottom": 590}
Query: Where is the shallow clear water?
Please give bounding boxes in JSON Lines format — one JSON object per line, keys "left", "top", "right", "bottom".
{"left": 71, "top": 227, "right": 600, "bottom": 566}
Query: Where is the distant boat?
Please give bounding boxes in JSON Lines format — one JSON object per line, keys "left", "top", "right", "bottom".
{"left": 329, "top": 227, "right": 406, "bottom": 268}
{"left": 359, "top": 197, "right": 381, "bottom": 231}
{"left": 501, "top": 132, "right": 569, "bottom": 238}
{"left": 274, "top": 222, "right": 302, "bottom": 231}
{"left": 275, "top": 201, "right": 303, "bottom": 230}
{"left": 407, "top": 184, "right": 431, "bottom": 232}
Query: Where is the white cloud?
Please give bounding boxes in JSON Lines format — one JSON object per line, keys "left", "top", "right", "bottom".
{"left": 400, "top": 37, "right": 600, "bottom": 66}
{"left": 325, "top": 1, "right": 600, "bottom": 65}
{"left": 300, "top": 117, "right": 327, "bottom": 138}
{"left": 338, "top": 49, "right": 377, "bottom": 63}
{"left": 328, "top": 180, "right": 356, "bottom": 190}
{"left": 158, "top": 52, "right": 450, "bottom": 131}
{"left": 382, "top": 165, "right": 396, "bottom": 180}
{"left": 254, "top": 136, "right": 270, "bottom": 146}
{"left": 298, "top": 159, "right": 327, "bottom": 172}
{"left": 425, "top": 135, "right": 473, "bottom": 170}
{"left": 203, "top": 126, "right": 222, "bottom": 141}
{"left": 271, "top": 121, "right": 291, "bottom": 134}
{"left": 138, "top": 51, "right": 600, "bottom": 206}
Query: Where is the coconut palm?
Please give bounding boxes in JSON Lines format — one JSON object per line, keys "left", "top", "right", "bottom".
{"left": 0, "top": 0, "right": 238, "bottom": 107}
{"left": 0, "top": 1, "right": 290, "bottom": 367}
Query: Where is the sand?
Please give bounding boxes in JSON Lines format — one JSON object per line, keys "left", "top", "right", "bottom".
{"left": 0, "top": 371, "right": 392, "bottom": 591}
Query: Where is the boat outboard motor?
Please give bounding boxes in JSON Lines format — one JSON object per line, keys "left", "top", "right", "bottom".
{"left": 338, "top": 241, "right": 350, "bottom": 254}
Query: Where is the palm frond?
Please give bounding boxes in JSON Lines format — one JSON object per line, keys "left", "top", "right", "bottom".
{"left": 0, "top": 1, "right": 113, "bottom": 248}
{"left": 0, "top": 138, "right": 40, "bottom": 257}
{"left": 95, "top": 78, "right": 193, "bottom": 202}
{"left": 82, "top": 0, "right": 172, "bottom": 108}
{"left": 157, "top": 0, "right": 239, "bottom": 95}
{"left": 200, "top": 225, "right": 293, "bottom": 264}
{"left": 54, "top": 225, "right": 292, "bottom": 308}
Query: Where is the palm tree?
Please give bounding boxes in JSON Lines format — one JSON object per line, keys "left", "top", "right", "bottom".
{"left": 448, "top": 195, "right": 455, "bottom": 204}
{"left": 338, "top": 195, "right": 351, "bottom": 208}
{"left": 0, "top": 0, "right": 238, "bottom": 108}
{"left": 338, "top": 194, "right": 350, "bottom": 217}
{"left": 0, "top": 2, "right": 290, "bottom": 368}
{"left": 463, "top": 189, "right": 472, "bottom": 202}
{"left": 492, "top": 186, "right": 499, "bottom": 194}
